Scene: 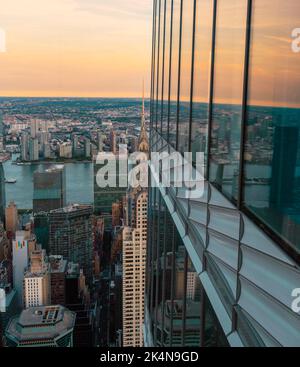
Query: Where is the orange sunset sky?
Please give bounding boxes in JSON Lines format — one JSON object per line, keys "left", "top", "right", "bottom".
{"left": 0, "top": 0, "right": 153, "bottom": 98}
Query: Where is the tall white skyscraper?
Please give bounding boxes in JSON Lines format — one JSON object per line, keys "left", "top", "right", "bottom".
{"left": 24, "top": 250, "right": 51, "bottom": 309}
{"left": 122, "top": 89, "right": 149, "bottom": 347}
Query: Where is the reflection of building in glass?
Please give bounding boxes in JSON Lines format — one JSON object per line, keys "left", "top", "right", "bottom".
{"left": 145, "top": 0, "right": 300, "bottom": 347}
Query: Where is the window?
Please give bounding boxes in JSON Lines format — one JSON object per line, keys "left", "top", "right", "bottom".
{"left": 178, "top": 0, "right": 195, "bottom": 153}
{"left": 209, "top": 0, "right": 247, "bottom": 202}
{"left": 191, "top": 0, "right": 214, "bottom": 173}
{"left": 169, "top": 0, "right": 181, "bottom": 148}
{"left": 243, "top": 0, "right": 300, "bottom": 254}
{"left": 162, "top": 0, "right": 172, "bottom": 141}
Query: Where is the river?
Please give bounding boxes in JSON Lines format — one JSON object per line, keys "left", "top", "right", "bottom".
{"left": 3, "top": 155, "right": 94, "bottom": 210}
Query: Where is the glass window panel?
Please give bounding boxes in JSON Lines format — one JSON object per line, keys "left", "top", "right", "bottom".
{"left": 162, "top": 0, "right": 172, "bottom": 141}
{"left": 150, "top": 0, "right": 158, "bottom": 131}
{"left": 209, "top": 0, "right": 247, "bottom": 202}
{"left": 203, "top": 292, "right": 229, "bottom": 347}
{"left": 178, "top": 0, "right": 195, "bottom": 153}
{"left": 183, "top": 255, "right": 202, "bottom": 347}
{"left": 155, "top": 200, "right": 172, "bottom": 346}
{"left": 169, "top": 231, "right": 186, "bottom": 346}
{"left": 169, "top": 0, "right": 181, "bottom": 148}
{"left": 191, "top": 0, "right": 214, "bottom": 173}
{"left": 156, "top": 0, "right": 165, "bottom": 131}
{"left": 152, "top": 0, "right": 160, "bottom": 133}
{"left": 153, "top": 195, "right": 166, "bottom": 345}
{"left": 243, "top": 1, "right": 300, "bottom": 254}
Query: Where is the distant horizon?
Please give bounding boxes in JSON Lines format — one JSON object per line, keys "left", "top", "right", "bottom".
{"left": 0, "top": 95, "right": 150, "bottom": 100}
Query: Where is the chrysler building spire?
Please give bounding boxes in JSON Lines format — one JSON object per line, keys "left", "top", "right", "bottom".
{"left": 138, "top": 80, "right": 149, "bottom": 154}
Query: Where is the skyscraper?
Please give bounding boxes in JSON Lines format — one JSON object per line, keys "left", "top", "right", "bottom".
{"left": 29, "top": 137, "right": 39, "bottom": 161}
{"left": 20, "top": 131, "right": 29, "bottom": 161}
{"left": 5, "top": 306, "right": 76, "bottom": 347}
{"left": 110, "top": 130, "right": 117, "bottom": 155}
{"left": 23, "top": 250, "right": 51, "bottom": 309}
{"left": 145, "top": 0, "right": 300, "bottom": 347}
{"left": 12, "top": 231, "right": 29, "bottom": 309}
{"left": 33, "top": 165, "right": 66, "bottom": 214}
{"left": 122, "top": 92, "right": 149, "bottom": 347}
{"left": 48, "top": 205, "right": 94, "bottom": 283}
{"left": 5, "top": 201, "right": 19, "bottom": 237}
{"left": 0, "top": 163, "right": 6, "bottom": 222}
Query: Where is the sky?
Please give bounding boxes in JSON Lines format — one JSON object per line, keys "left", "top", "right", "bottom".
{"left": 0, "top": 0, "right": 153, "bottom": 98}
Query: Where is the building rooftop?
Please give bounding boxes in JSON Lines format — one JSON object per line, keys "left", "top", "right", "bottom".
{"left": 49, "top": 204, "right": 93, "bottom": 215}
{"left": 49, "top": 255, "right": 68, "bottom": 274}
{"left": 6, "top": 306, "right": 76, "bottom": 345}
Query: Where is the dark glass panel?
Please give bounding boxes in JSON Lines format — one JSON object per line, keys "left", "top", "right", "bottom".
{"left": 162, "top": 0, "right": 172, "bottom": 141}
{"left": 156, "top": 0, "right": 165, "bottom": 131}
{"left": 178, "top": 0, "right": 195, "bottom": 153}
{"left": 209, "top": 0, "right": 247, "bottom": 202}
{"left": 203, "top": 293, "right": 230, "bottom": 347}
{"left": 169, "top": 0, "right": 181, "bottom": 148}
{"left": 191, "top": 0, "right": 214, "bottom": 173}
{"left": 183, "top": 255, "right": 202, "bottom": 347}
{"left": 153, "top": 194, "right": 166, "bottom": 345}
{"left": 243, "top": 0, "right": 300, "bottom": 254}
{"left": 153, "top": 0, "right": 161, "bottom": 133}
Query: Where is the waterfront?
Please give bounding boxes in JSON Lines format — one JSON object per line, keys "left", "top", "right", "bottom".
{"left": 3, "top": 156, "right": 93, "bottom": 209}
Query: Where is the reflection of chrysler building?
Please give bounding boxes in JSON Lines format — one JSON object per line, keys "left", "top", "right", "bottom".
{"left": 122, "top": 86, "right": 149, "bottom": 347}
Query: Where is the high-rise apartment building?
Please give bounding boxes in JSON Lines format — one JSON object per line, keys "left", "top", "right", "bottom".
{"left": 49, "top": 255, "right": 67, "bottom": 306}
{"left": 48, "top": 205, "right": 94, "bottom": 283}
{"left": 110, "top": 130, "right": 117, "bottom": 155}
{"left": 23, "top": 250, "right": 51, "bottom": 309}
{"left": 12, "top": 231, "right": 30, "bottom": 309}
{"left": 122, "top": 190, "right": 148, "bottom": 347}
{"left": 5, "top": 306, "right": 76, "bottom": 347}
{"left": 59, "top": 142, "right": 72, "bottom": 159}
{"left": 122, "top": 95, "right": 149, "bottom": 347}
{"left": 0, "top": 163, "right": 6, "bottom": 222}
{"left": 145, "top": 0, "right": 300, "bottom": 347}
{"left": 5, "top": 201, "right": 19, "bottom": 237}
{"left": 33, "top": 165, "right": 66, "bottom": 214}
{"left": 97, "top": 131, "right": 105, "bottom": 152}
{"left": 20, "top": 131, "right": 29, "bottom": 161}
{"left": 29, "top": 137, "right": 39, "bottom": 161}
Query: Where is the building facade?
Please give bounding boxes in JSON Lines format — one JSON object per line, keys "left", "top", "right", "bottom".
{"left": 122, "top": 190, "right": 148, "bottom": 347}
{"left": 12, "top": 231, "right": 29, "bottom": 309}
{"left": 33, "top": 165, "right": 66, "bottom": 214}
{"left": 122, "top": 95, "right": 149, "bottom": 347}
{"left": 48, "top": 205, "right": 93, "bottom": 283}
{"left": 24, "top": 250, "right": 51, "bottom": 309}
{"left": 0, "top": 163, "right": 6, "bottom": 222}
{"left": 145, "top": 0, "right": 300, "bottom": 347}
